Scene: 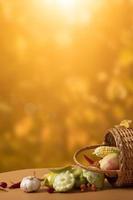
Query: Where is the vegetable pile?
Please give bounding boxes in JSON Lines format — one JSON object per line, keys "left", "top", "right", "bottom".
{"left": 42, "top": 165, "right": 104, "bottom": 193}
{"left": 93, "top": 146, "right": 120, "bottom": 170}
{"left": 0, "top": 145, "right": 120, "bottom": 193}
{"left": 2, "top": 120, "right": 132, "bottom": 194}
{"left": 39, "top": 145, "right": 120, "bottom": 193}
{"left": 0, "top": 145, "right": 120, "bottom": 194}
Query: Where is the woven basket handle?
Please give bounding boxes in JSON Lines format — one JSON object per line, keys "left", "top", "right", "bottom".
{"left": 73, "top": 144, "right": 119, "bottom": 176}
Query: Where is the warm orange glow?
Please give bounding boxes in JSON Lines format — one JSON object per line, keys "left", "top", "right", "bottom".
{"left": 40, "top": 0, "right": 76, "bottom": 9}
{"left": 56, "top": 0, "right": 76, "bottom": 10}
{"left": 0, "top": 0, "right": 133, "bottom": 172}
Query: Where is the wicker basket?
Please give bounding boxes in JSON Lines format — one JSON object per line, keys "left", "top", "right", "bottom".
{"left": 73, "top": 126, "right": 133, "bottom": 187}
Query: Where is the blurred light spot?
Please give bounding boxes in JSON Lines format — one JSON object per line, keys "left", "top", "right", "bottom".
{"left": 113, "top": 67, "right": 121, "bottom": 76}
{"left": 107, "top": 81, "right": 127, "bottom": 100}
{"left": 97, "top": 72, "right": 108, "bottom": 82}
{"left": 118, "top": 49, "right": 133, "bottom": 67}
{"left": 14, "top": 117, "right": 33, "bottom": 138}
{"left": 43, "top": 0, "right": 53, "bottom": 6}
{"left": 65, "top": 77, "right": 88, "bottom": 97}
{"left": 88, "top": 95, "right": 98, "bottom": 104}
{"left": 41, "top": 126, "right": 51, "bottom": 141}
{"left": 56, "top": 0, "right": 76, "bottom": 11}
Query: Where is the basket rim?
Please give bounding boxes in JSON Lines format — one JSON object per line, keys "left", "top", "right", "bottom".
{"left": 73, "top": 144, "right": 119, "bottom": 176}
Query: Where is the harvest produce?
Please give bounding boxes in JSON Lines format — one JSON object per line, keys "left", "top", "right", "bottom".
{"left": 0, "top": 119, "right": 132, "bottom": 193}
{"left": 93, "top": 146, "right": 120, "bottom": 158}
{"left": 20, "top": 176, "right": 41, "bottom": 193}
{"left": 42, "top": 165, "right": 105, "bottom": 192}
{"left": 99, "top": 153, "right": 119, "bottom": 170}
{"left": 83, "top": 169, "right": 104, "bottom": 189}
{"left": 41, "top": 142, "right": 121, "bottom": 193}
{"left": 43, "top": 172, "right": 57, "bottom": 187}
{"left": 53, "top": 171, "right": 75, "bottom": 192}
{"left": 49, "top": 165, "right": 72, "bottom": 173}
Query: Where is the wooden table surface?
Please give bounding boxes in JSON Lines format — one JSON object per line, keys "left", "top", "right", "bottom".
{"left": 0, "top": 168, "right": 133, "bottom": 200}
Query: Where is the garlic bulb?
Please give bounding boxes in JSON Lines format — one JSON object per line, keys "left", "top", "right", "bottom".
{"left": 20, "top": 176, "right": 41, "bottom": 193}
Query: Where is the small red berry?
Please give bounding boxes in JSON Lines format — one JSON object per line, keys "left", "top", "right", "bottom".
{"left": 80, "top": 184, "right": 86, "bottom": 192}
{"left": 47, "top": 187, "right": 55, "bottom": 193}
{"left": 0, "top": 182, "right": 7, "bottom": 188}
{"left": 91, "top": 184, "right": 97, "bottom": 191}
{"left": 87, "top": 183, "right": 91, "bottom": 190}
{"left": 9, "top": 182, "right": 20, "bottom": 189}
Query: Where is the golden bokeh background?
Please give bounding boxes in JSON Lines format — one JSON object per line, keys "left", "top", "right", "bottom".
{"left": 0, "top": 0, "right": 133, "bottom": 172}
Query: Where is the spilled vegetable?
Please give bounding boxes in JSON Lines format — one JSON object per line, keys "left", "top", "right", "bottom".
{"left": 41, "top": 165, "right": 105, "bottom": 192}
{"left": 9, "top": 182, "right": 21, "bottom": 189}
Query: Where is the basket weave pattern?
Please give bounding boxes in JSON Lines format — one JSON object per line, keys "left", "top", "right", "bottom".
{"left": 73, "top": 127, "right": 133, "bottom": 187}
{"left": 104, "top": 127, "right": 133, "bottom": 186}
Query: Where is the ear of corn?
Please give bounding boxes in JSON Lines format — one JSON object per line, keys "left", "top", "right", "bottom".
{"left": 115, "top": 120, "right": 132, "bottom": 128}
{"left": 93, "top": 146, "right": 120, "bottom": 158}
{"left": 119, "top": 120, "right": 132, "bottom": 128}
